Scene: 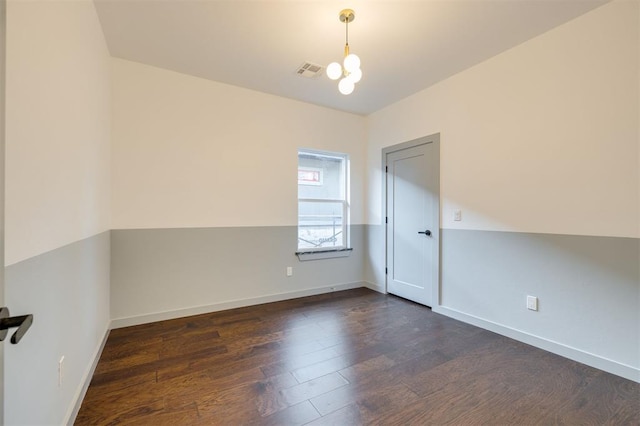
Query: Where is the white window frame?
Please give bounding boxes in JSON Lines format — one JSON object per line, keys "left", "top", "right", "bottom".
{"left": 297, "top": 149, "right": 350, "bottom": 254}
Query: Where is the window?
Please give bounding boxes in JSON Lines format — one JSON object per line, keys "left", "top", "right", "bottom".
{"left": 297, "top": 149, "right": 349, "bottom": 252}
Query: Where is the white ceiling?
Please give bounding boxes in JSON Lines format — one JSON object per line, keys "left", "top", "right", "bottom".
{"left": 94, "top": 0, "right": 608, "bottom": 115}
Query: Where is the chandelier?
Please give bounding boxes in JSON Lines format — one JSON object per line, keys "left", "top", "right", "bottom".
{"left": 326, "top": 9, "right": 362, "bottom": 95}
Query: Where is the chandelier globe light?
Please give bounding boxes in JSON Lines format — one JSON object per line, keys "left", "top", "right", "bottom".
{"left": 327, "top": 9, "right": 362, "bottom": 95}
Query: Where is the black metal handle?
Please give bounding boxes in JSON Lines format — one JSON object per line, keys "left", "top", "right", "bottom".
{"left": 0, "top": 307, "right": 33, "bottom": 344}
{"left": 418, "top": 230, "right": 432, "bottom": 236}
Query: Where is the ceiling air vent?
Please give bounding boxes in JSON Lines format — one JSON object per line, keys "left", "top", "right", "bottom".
{"left": 296, "top": 62, "right": 323, "bottom": 78}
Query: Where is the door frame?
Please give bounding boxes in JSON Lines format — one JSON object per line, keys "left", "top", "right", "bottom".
{"left": 1, "top": 0, "right": 6, "bottom": 420}
{"left": 382, "top": 133, "right": 441, "bottom": 307}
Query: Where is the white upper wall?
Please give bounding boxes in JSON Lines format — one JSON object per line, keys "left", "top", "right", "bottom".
{"left": 367, "top": 0, "right": 639, "bottom": 239}
{"left": 6, "top": 0, "right": 636, "bottom": 252}
{"left": 111, "top": 59, "right": 366, "bottom": 230}
{"left": 5, "top": 0, "right": 111, "bottom": 266}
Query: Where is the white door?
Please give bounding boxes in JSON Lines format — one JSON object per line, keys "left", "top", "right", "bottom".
{"left": 385, "top": 136, "right": 439, "bottom": 307}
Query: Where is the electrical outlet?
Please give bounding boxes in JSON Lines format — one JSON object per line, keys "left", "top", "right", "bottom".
{"left": 454, "top": 210, "right": 462, "bottom": 221}
{"left": 286, "top": 267, "right": 293, "bottom": 277}
{"left": 527, "top": 295, "right": 538, "bottom": 311}
{"left": 58, "top": 356, "right": 65, "bottom": 387}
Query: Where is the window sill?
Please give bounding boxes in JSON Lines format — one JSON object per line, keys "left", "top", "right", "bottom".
{"left": 296, "top": 248, "right": 353, "bottom": 261}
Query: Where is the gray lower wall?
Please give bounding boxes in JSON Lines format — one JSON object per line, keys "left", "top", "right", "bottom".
{"left": 366, "top": 224, "right": 639, "bottom": 381}
{"left": 4, "top": 231, "right": 111, "bottom": 426}
{"left": 110, "top": 225, "right": 366, "bottom": 326}
{"left": 440, "top": 229, "right": 639, "bottom": 373}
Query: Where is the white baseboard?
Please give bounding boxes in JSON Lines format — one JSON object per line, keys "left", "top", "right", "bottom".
{"left": 363, "top": 281, "right": 386, "bottom": 294}
{"left": 434, "top": 305, "right": 640, "bottom": 383}
{"left": 110, "top": 281, "right": 366, "bottom": 329}
{"left": 64, "top": 324, "right": 111, "bottom": 425}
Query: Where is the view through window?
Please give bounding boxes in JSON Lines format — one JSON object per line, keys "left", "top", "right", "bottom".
{"left": 298, "top": 150, "right": 349, "bottom": 251}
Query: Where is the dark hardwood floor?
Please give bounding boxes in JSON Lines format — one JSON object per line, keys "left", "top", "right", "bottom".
{"left": 76, "top": 288, "right": 639, "bottom": 425}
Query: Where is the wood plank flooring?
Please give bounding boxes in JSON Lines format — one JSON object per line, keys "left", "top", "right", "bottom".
{"left": 76, "top": 288, "right": 639, "bottom": 425}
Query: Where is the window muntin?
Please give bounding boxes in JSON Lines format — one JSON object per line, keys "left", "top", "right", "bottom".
{"left": 298, "top": 150, "right": 348, "bottom": 251}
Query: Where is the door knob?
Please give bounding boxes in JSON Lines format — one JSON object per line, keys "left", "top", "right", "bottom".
{"left": 418, "top": 230, "right": 432, "bottom": 236}
{"left": 0, "top": 307, "right": 33, "bottom": 344}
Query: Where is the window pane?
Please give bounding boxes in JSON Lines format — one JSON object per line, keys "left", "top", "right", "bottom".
{"left": 298, "top": 201, "right": 344, "bottom": 249}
